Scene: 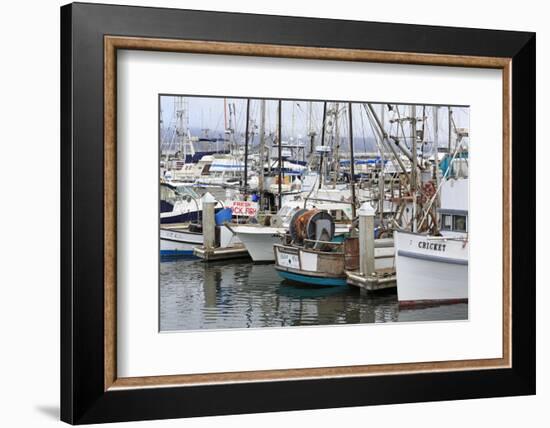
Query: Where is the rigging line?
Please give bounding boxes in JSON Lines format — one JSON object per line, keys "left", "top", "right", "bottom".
{"left": 358, "top": 101, "right": 368, "bottom": 153}
{"left": 394, "top": 104, "right": 410, "bottom": 149}
{"left": 363, "top": 104, "right": 401, "bottom": 176}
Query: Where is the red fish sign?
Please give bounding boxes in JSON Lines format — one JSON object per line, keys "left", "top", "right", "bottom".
{"left": 230, "top": 201, "right": 258, "bottom": 217}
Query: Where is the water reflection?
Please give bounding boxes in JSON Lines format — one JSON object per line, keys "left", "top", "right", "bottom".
{"left": 160, "top": 258, "right": 467, "bottom": 331}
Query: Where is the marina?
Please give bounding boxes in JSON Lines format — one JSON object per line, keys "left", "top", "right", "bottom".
{"left": 159, "top": 95, "right": 470, "bottom": 330}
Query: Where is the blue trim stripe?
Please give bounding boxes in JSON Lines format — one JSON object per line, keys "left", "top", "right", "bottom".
{"left": 277, "top": 270, "right": 347, "bottom": 287}
{"left": 397, "top": 250, "right": 468, "bottom": 266}
{"left": 160, "top": 249, "right": 196, "bottom": 257}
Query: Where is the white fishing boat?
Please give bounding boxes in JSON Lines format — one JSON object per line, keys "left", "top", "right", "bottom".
{"left": 395, "top": 177, "right": 469, "bottom": 305}
{"left": 230, "top": 194, "right": 354, "bottom": 262}
{"left": 160, "top": 224, "right": 204, "bottom": 257}
{"left": 273, "top": 209, "right": 353, "bottom": 286}
{"left": 228, "top": 225, "right": 284, "bottom": 262}
{"left": 394, "top": 231, "right": 468, "bottom": 304}
{"left": 161, "top": 221, "right": 241, "bottom": 258}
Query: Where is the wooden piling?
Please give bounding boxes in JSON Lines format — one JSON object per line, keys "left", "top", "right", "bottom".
{"left": 202, "top": 192, "right": 217, "bottom": 250}
{"left": 358, "top": 202, "right": 376, "bottom": 277}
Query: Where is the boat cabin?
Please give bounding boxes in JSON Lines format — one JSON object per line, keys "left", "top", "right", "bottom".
{"left": 438, "top": 177, "right": 468, "bottom": 236}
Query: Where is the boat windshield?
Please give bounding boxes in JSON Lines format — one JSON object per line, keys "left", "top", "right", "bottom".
{"left": 160, "top": 184, "right": 200, "bottom": 203}
{"left": 160, "top": 184, "right": 178, "bottom": 204}
{"left": 176, "top": 185, "right": 200, "bottom": 200}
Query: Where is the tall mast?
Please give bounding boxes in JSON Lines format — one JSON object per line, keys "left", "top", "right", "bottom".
{"left": 348, "top": 103, "right": 356, "bottom": 218}
{"left": 223, "top": 98, "right": 228, "bottom": 131}
{"left": 277, "top": 100, "right": 283, "bottom": 208}
{"left": 175, "top": 96, "right": 189, "bottom": 163}
{"left": 258, "top": 99, "right": 266, "bottom": 207}
{"left": 319, "top": 101, "right": 327, "bottom": 190}
{"left": 291, "top": 101, "right": 296, "bottom": 141}
{"left": 307, "top": 101, "right": 316, "bottom": 160}
{"left": 448, "top": 106, "right": 452, "bottom": 153}
{"left": 307, "top": 101, "right": 313, "bottom": 134}
{"left": 379, "top": 104, "right": 385, "bottom": 223}
{"left": 228, "top": 103, "right": 234, "bottom": 154}
{"left": 433, "top": 105, "right": 440, "bottom": 233}
{"left": 244, "top": 98, "right": 250, "bottom": 196}
{"left": 411, "top": 104, "right": 417, "bottom": 232}
{"left": 333, "top": 103, "right": 340, "bottom": 188}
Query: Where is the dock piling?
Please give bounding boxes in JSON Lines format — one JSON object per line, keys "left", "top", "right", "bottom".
{"left": 358, "top": 202, "right": 376, "bottom": 277}
{"left": 202, "top": 192, "right": 217, "bottom": 250}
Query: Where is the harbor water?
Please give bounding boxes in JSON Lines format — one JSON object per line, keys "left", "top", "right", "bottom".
{"left": 160, "top": 258, "right": 468, "bottom": 332}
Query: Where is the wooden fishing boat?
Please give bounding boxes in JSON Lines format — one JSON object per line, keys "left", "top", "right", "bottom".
{"left": 273, "top": 242, "right": 352, "bottom": 286}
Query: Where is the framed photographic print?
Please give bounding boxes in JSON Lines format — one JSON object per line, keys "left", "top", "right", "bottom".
{"left": 60, "top": 2, "right": 536, "bottom": 424}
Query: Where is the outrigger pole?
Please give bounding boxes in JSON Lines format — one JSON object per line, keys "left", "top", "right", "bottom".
{"left": 365, "top": 103, "right": 410, "bottom": 184}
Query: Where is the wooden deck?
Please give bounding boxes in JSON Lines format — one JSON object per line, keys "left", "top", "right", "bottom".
{"left": 193, "top": 244, "right": 251, "bottom": 261}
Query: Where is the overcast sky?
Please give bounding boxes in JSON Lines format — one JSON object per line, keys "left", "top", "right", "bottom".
{"left": 160, "top": 95, "right": 469, "bottom": 146}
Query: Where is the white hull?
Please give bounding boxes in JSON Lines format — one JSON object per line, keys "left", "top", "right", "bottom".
{"left": 232, "top": 226, "right": 284, "bottom": 262}
{"left": 232, "top": 224, "right": 351, "bottom": 262}
{"left": 395, "top": 231, "right": 468, "bottom": 303}
{"left": 160, "top": 227, "right": 203, "bottom": 255}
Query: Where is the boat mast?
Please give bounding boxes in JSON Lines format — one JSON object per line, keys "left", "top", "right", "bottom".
{"left": 228, "top": 103, "right": 236, "bottom": 176}
{"left": 277, "top": 99, "right": 282, "bottom": 208}
{"left": 175, "top": 96, "right": 189, "bottom": 163}
{"left": 307, "top": 101, "right": 316, "bottom": 161}
{"left": 291, "top": 101, "right": 296, "bottom": 142}
{"left": 333, "top": 103, "right": 340, "bottom": 188}
{"left": 348, "top": 102, "right": 356, "bottom": 218}
{"left": 411, "top": 104, "right": 417, "bottom": 232}
{"left": 448, "top": 106, "right": 452, "bottom": 153}
{"left": 379, "top": 104, "right": 385, "bottom": 224}
{"left": 244, "top": 98, "right": 250, "bottom": 196}
{"left": 258, "top": 99, "right": 266, "bottom": 207}
{"left": 433, "top": 105, "right": 440, "bottom": 234}
{"left": 319, "top": 101, "right": 327, "bottom": 190}
{"left": 224, "top": 98, "right": 228, "bottom": 131}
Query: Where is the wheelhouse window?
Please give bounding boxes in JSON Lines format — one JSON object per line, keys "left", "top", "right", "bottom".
{"left": 453, "top": 215, "right": 467, "bottom": 232}
{"left": 441, "top": 214, "right": 453, "bottom": 231}
{"left": 440, "top": 212, "right": 467, "bottom": 232}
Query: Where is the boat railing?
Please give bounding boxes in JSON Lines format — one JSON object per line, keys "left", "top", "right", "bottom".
{"left": 302, "top": 197, "right": 355, "bottom": 207}
{"left": 302, "top": 238, "right": 344, "bottom": 251}
{"left": 303, "top": 238, "right": 343, "bottom": 246}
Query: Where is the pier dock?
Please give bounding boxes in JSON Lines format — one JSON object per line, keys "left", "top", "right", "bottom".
{"left": 345, "top": 202, "right": 397, "bottom": 291}
{"left": 346, "top": 268, "right": 396, "bottom": 291}
{"left": 193, "top": 244, "right": 250, "bottom": 261}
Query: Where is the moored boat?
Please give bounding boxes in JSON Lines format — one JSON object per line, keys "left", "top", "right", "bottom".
{"left": 394, "top": 231, "right": 468, "bottom": 305}
{"left": 273, "top": 208, "right": 356, "bottom": 286}
{"left": 395, "top": 177, "right": 469, "bottom": 305}
{"left": 230, "top": 225, "right": 284, "bottom": 262}
{"left": 160, "top": 224, "right": 203, "bottom": 257}
{"left": 273, "top": 243, "right": 350, "bottom": 286}
{"left": 231, "top": 194, "right": 354, "bottom": 262}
